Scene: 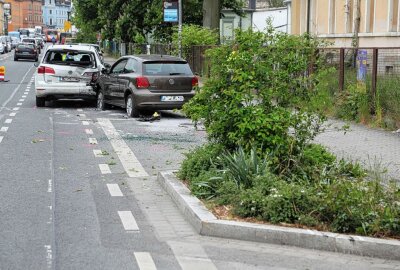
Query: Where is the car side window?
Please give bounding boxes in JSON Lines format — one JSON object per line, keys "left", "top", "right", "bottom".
{"left": 111, "top": 60, "right": 128, "bottom": 74}
{"left": 124, "top": 58, "right": 139, "bottom": 73}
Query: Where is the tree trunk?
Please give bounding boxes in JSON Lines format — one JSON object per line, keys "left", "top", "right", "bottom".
{"left": 203, "top": 0, "right": 220, "bottom": 30}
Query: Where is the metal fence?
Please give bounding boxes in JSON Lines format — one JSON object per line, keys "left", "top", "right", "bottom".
{"left": 101, "top": 40, "right": 213, "bottom": 76}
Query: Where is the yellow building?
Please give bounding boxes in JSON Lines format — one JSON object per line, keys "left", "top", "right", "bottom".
{"left": 0, "top": 0, "right": 4, "bottom": 35}
{"left": 286, "top": 0, "right": 400, "bottom": 47}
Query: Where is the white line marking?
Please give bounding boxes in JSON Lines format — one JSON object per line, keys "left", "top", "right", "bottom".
{"left": 1, "top": 127, "right": 8, "bottom": 132}
{"left": 24, "top": 92, "right": 28, "bottom": 95}
{"left": 93, "top": 149, "right": 104, "bottom": 157}
{"left": 17, "top": 103, "right": 22, "bottom": 106}
{"left": 22, "top": 95, "right": 27, "bottom": 98}
{"left": 168, "top": 241, "right": 218, "bottom": 270}
{"left": 106, "top": 184, "right": 123, "bottom": 197}
{"left": 78, "top": 114, "right": 86, "bottom": 118}
{"left": 134, "top": 252, "right": 157, "bottom": 270}
{"left": 99, "top": 164, "right": 111, "bottom": 174}
{"left": 9, "top": 113, "right": 16, "bottom": 117}
{"left": 85, "top": 129, "right": 93, "bottom": 135}
{"left": 118, "top": 211, "right": 139, "bottom": 231}
{"left": 89, "top": 138, "right": 98, "bottom": 145}
{"left": 82, "top": 121, "right": 90, "bottom": 126}
{"left": 77, "top": 109, "right": 83, "bottom": 112}
{"left": 19, "top": 99, "right": 24, "bottom": 102}
{"left": 5, "top": 119, "right": 12, "bottom": 124}
{"left": 0, "top": 136, "right": 3, "bottom": 143}
{"left": 13, "top": 107, "right": 19, "bottom": 111}
{"left": 44, "top": 245, "right": 52, "bottom": 269}
{"left": 47, "top": 179, "right": 52, "bottom": 193}
{"left": 98, "top": 118, "right": 148, "bottom": 178}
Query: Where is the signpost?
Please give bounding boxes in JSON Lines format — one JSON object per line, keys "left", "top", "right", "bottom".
{"left": 4, "top": 3, "right": 11, "bottom": 35}
{"left": 163, "top": 0, "right": 182, "bottom": 58}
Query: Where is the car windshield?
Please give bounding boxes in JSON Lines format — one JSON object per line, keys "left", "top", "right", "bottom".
{"left": 22, "top": 39, "right": 35, "bottom": 44}
{"left": 45, "top": 50, "right": 96, "bottom": 68}
{"left": 143, "top": 62, "right": 192, "bottom": 76}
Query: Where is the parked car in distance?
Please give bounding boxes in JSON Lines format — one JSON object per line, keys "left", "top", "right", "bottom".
{"left": 10, "top": 37, "right": 20, "bottom": 49}
{"left": 21, "top": 37, "right": 41, "bottom": 54}
{"left": 14, "top": 43, "right": 39, "bottom": 62}
{"left": 34, "top": 45, "right": 104, "bottom": 107}
{"left": 0, "top": 36, "right": 11, "bottom": 53}
{"left": 0, "top": 42, "right": 5, "bottom": 54}
{"left": 96, "top": 55, "right": 198, "bottom": 117}
{"left": 34, "top": 37, "right": 44, "bottom": 49}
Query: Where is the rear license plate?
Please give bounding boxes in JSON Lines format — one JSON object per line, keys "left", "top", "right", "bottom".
{"left": 22, "top": 52, "right": 30, "bottom": 54}
{"left": 59, "top": 77, "right": 79, "bottom": 82}
{"left": 161, "top": 96, "right": 184, "bottom": 102}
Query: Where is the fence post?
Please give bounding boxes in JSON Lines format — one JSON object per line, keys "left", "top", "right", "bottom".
{"left": 371, "top": 48, "right": 378, "bottom": 114}
{"left": 339, "top": 48, "right": 345, "bottom": 91}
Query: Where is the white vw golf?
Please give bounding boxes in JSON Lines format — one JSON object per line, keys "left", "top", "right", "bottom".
{"left": 34, "top": 44, "right": 105, "bottom": 107}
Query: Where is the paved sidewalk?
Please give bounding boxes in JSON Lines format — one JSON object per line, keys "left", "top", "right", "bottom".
{"left": 314, "top": 119, "right": 400, "bottom": 181}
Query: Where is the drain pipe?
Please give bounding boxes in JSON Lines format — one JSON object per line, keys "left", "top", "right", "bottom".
{"left": 306, "top": 0, "right": 311, "bottom": 34}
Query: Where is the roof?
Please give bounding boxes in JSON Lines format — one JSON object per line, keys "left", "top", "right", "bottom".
{"left": 48, "top": 44, "right": 97, "bottom": 52}
{"left": 126, "top": 54, "right": 186, "bottom": 62}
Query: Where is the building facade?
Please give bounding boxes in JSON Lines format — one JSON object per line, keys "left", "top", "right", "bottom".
{"left": 287, "top": 0, "right": 400, "bottom": 47}
{"left": 8, "top": 0, "right": 42, "bottom": 32}
{"left": 0, "top": 0, "right": 4, "bottom": 35}
{"left": 221, "top": 0, "right": 287, "bottom": 43}
{"left": 42, "top": 0, "right": 71, "bottom": 30}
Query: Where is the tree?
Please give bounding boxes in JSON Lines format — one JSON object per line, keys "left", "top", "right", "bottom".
{"left": 267, "top": 0, "right": 285, "bottom": 7}
{"left": 203, "top": 0, "right": 245, "bottom": 30}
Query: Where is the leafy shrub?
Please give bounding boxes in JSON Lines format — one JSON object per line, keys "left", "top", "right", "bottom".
{"left": 172, "top": 24, "right": 218, "bottom": 59}
{"left": 216, "top": 146, "right": 270, "bottom": 188}
{"left": 183, "top": 27, "right": 328, "bottom": 157}
{"left": 178, "top": 143, "right": 223, "bottom": 181}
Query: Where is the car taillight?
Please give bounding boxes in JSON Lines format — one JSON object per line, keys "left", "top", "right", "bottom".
{"left": 136, "top": 76, "right": 150, "bottom": 89}
{"left": 15, "top": 49, "right": 19, "bottom": 52}
{"left": 192, "top": 76, "right": 199, "bottom": 87}
{"left": 38, "top": 66, "right": 55, "bottom": 74}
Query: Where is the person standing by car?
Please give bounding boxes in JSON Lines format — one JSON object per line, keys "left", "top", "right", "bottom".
{"left": 51, "top": 36, "right": 56, "bottom": 45}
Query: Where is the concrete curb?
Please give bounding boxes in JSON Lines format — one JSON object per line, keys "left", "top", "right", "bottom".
{"left": 157, "top": 170, "right": 400, "bottom": 261}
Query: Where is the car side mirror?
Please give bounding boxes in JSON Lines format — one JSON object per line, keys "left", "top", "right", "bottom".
{"left": 104, "top": 63, "right": 111, "bottom": 69}
{"left": 34, "top": 63, "right": 39, "bottom": 67}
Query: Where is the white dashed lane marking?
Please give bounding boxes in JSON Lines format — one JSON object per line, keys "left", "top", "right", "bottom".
{"left": 98, "top": 164, "right": 111, "bottom": 174}
{"left": 77, "top": 109, "right": 83, "bottom": 112}
{"left": 93, "top": 149, "right": 104, "bottom": 157}
{"left": 85, "top": 129, "right": 93, "bottom": 135}
{"left": 5, "top": 119, "right": 12, "bottom": 124}
{"left": 106, "top": 184, "right": 123, "bottom": 197}
{"left": 134, "top": 252, "right": 157, "bottom": 270}
{"left": 82, "top": 121, "right": 90, "bottom": 126}
{"left": 9, "top": 113, "right": 16, "bottom": 117}
{"left": 0, "top": 136, "right": 3, "bottom": 143}
{"left": 13, "top": 107, "right": 19, "bottom": 111}
{"left": 1, "top": 127, "right": 9, "bottom": 132}
{"left": 17, "top": 103, "right": 22, "bottom": 106}
{"left": 98, "top": 118, "right": 148, "bottom": 178}
{"left": 89, "top": 138, "right": 98, "bottom": 145}
{"left": 118, "top": 211, "right": 139, "bottom": 231}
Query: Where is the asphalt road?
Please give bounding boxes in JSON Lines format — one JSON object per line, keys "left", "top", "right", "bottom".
{"left": 0, "top": 46, "right": 399, "bottom": 270}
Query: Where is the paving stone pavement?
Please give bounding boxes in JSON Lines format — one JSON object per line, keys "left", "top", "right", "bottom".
{"left": 314, "top": 119, "right": 400, "bottom": 181}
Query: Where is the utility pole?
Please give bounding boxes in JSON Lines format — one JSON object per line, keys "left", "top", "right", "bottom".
{"left": 178, "top": 0, "right": 182, "bottom": 58}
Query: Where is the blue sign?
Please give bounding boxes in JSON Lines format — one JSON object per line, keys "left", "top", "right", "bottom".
{"left": 164, "top": 0, "right": 179, "bottom": 23}
{"left": 357, "top": 50, "right": 367, "bottom": 82}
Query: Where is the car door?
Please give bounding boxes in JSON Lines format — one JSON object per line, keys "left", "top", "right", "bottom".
{"left": 117, "top": 58, "right": 139, "bottom": 105}
{"left": 104, "top": 59, "right": 128, "bottom": 105}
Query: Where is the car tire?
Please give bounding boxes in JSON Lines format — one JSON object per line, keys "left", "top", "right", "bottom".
{"left": 14, "top": 57, "right": 18, "bottom": 61}
{"left": 126, "top": 94, "right": 139, "bottom": 117}
{"left": 36, "top": 97, "right": 45, "bottom": 107}
{"left": 35, "top": 57, "right": 38, "bottom": 62}
{"left": 96, "top": 91, "right": 108, "bottom": 111}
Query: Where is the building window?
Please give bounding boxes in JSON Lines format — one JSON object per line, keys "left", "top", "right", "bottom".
{"left": 389, "top": 0, "right": 399, "bottom": 31}
{"left": 329, "top": 0, "right": 336, "bottom": 34}
{"left": 365, "top": 0, "right": 375, "bottom": 32}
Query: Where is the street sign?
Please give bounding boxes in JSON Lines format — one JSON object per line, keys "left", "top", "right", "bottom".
{"left": 64, "top": 21, "right": 72, "bottom": 32}
{"left": 163, "top": 0, "right": 179, "bottom": 23}
{"left": 357, "top": 50, "right": 367, "bottom": 83}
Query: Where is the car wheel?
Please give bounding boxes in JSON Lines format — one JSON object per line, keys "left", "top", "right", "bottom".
{"left": 36, "top": 97, "right": 45, "bottom": 107}
{"left": 96, "top": 91, "right": 107, "bottom": 111}
{"left": 14, "top": 57, "right": 18, "bottom": 61}
{"left": 126, "top": 94, "right": 139, "bottom": 117}
{"left": 35, "top": 57, "right": 38, "bottom": 62}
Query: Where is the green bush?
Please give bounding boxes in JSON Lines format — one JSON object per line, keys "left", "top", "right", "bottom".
{"left": 178, "top": 143, "right": 223, "bottom": 181}
{"left": 183, "top": 27, "right": 328, "bottom": 157}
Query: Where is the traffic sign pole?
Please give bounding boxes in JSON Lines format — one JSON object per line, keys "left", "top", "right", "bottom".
{"left": 178, "top": 0, "right": 182, "bottom": 58}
